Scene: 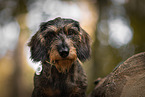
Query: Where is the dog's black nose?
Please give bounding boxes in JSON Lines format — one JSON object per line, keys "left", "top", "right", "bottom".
{"left": 57, "top": 45, "right": 69, "bottom": 58}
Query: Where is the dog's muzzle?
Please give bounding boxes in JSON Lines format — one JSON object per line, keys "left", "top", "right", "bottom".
{"left": 49, "top": 39, "right": 77, "bottom": 73}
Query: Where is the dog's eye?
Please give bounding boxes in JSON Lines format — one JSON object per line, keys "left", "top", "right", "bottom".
{"left": 68, "top": 29, "right": 76, "bottom": 35}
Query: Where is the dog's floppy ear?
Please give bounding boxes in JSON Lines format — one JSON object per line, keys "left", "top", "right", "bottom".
{"left": 77, "top": 27, "right": 91, "bottom": 62}
{"left": 28, "top": 30, "right": 47, "bottom": 62}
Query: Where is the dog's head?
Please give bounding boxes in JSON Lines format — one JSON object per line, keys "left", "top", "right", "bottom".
{"left": 28, "top": 17, "right": 91, "bottom": 73}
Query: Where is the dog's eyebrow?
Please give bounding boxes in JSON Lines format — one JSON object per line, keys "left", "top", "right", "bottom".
{"left": 64, "top": 23, "right": 79, "bottom": 32}
{"left": 65, "top": 22, "right": 80, "bottom": 30}
{"left": 43, "top": 25, "right": 58, "bottom": 32}
{"left": 65, "top": 23, "right": 74, "bottom": 29}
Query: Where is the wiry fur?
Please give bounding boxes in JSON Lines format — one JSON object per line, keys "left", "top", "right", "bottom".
{"left": 28, "top": 17, "right": 91, "bottom": 97}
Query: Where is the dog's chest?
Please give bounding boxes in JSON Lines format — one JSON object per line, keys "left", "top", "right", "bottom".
{"left": 43, "top": 79, "right": 78, "bottom": 97}
{"left": 42, "top": 65, "right": 80, "bottom": 96}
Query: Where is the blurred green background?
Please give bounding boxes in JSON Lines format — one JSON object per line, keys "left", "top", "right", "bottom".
{"left": 0, "top": 0, "right": 145, "bottom": 97}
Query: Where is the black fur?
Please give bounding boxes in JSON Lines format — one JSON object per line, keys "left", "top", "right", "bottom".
{"left": 28, "top": 17, "right": 91, "bottom": 97}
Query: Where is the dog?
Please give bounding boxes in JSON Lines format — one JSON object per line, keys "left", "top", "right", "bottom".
{"left": 28, "top": 17, "right": 91, "bottom": 97}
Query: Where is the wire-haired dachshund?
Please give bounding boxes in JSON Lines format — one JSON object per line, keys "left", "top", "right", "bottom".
{"left": 28, "top": 17, "right": 91, "bottom": 97}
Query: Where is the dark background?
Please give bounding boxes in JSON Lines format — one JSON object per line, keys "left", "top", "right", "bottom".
{"left": 0, "top": 0, "right": 145, "bottom": 97}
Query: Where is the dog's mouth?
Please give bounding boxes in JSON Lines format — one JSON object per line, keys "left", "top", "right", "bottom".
{"left": 55, "top": 59, "right": 74, "bottom": 67}
{"left": 51, "top": 58, "right": 76, "bottom": 73}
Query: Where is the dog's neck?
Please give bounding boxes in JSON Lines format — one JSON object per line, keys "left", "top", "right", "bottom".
{"left": 41, "top": 59, "right": 79, "bottom": 76}
{"left": 43, "top": 58, "right": 81, "bottom": 74}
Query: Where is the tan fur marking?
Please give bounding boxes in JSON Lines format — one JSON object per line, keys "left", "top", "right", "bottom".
{"left": 48, "top": 26, "right": 58, "bottom": 32}
{"left": 44, "top": 25, "right": 58, "bottom": 33}
{"left": 44, "top": 88, "right": 60, "bottom": 96}
{"left": 39, "top": 34, "right": 45, "bottom": 43}
{"left": 65, "top": 23, "right": 74, "bottom": 29}
{"left": 64, "top": 23, "right": 74, "bottom": 35}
